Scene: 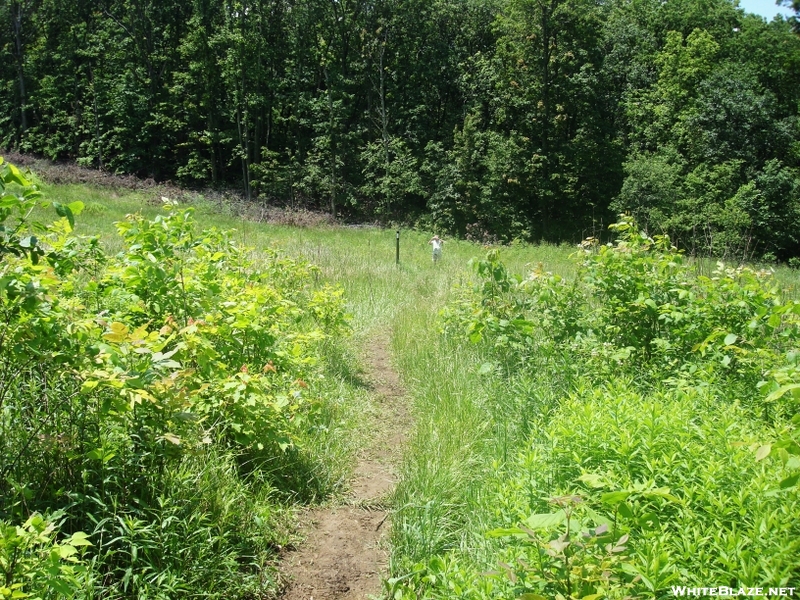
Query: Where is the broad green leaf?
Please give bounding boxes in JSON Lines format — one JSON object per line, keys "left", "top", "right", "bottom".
{"left": 485, "top": 527, "right": 526, "bottom": 538}
{"left": 80, "top": 380, "right": 100, "bottom": 393}
{"left": 755, "top": 444, "right": 772, "bottom": 461}
{"left": 773, "top": 439, "right": 800, "bottom": 454}
{"left": 617, "top": 501, "right": 634, "bottom": 519}
{"left": 68, "top": 531, "right": 93, "bottom": 547}
{"left": 87, "top": 449, "right": 116, "bottom": 464}
{"left": 67, "top": 200, "right": 84, "bottom": 215}
{"left": 4, "top": 163, "right": 29, "bottom": 186}
{"left": 103, "top": 322, "right": 129, "bottom": 343}
{"left": 766, "top": 384, "right": 800, "bottom": 403}
{"left": 46, "top": 579, "right": 73, "bottom": 596}
{"left": 779, "top": 473, "right": 799, "bottom": 489}
{"left": 56, "top": 544, "right": 78, "bottom": 559}
{"left": 642, "top": 487, "right": 680, "bottom": 503}
{"left": 600, "top": 490, "right": 631, "bottom": 505}
{"left": 578, "top": 472, "right": 606, "bottom": 488}
{"left": 22, "top": 187, "right": 42, "bottom": 200}
{"left": 54, "top": 202, "right": 75, "bottom": 229}
{"left": 621, "top": 563, "right": 640, "bottom": 576}
{"left": 724, "top": 333, "right": 737, "bottom": 346}
{"left": 511, "top": 318, "right": 535, "bottom": 334}
{"left": 524, "top": 511, "right": 566, "bottom": 530}
{"left": 0, "top": 193, "right": 20, "bottom": 208}
{"left": 639, "top": 512, "right": 660, "bottom": 530}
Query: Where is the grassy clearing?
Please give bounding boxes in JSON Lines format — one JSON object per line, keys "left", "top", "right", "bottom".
{"left": 18, "top": 178, "right": 800, "bottom": 598}
{"left": 387, "top": 224, "right": 800, "bottom": 598}
{"left": 37, "top": 180, "right": 576, "bottom": 330}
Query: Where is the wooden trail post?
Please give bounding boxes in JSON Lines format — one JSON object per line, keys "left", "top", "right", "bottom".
{"left": 396, "top": 230, "right": 400, "bottom": 265}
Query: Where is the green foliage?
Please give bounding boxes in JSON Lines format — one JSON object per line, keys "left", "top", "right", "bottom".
{"left": 4, "top": 0, "right": 799, "bottom": 255}
{"left": 0, "top": 158, "right": 349, "bottom": 597}
{"left": 395, "top": 216, "right": 800, "bottom": 598}
{"left": 0, "top": 513, "right": 91, "bottom": 599}
{"left": 487, "top": 494, "right": 639, "bottom": 600}
{"left": 616, "top": 23, "right": 800, "bottom": 260}
{"left": 361, "top": 137, "right": 424, "bottom": 216}
{"left": 0, "top": 158, "right": 45, "bottom": 263}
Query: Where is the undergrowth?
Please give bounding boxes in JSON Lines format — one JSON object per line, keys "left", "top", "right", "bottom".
{"left": 7, "top": 156, "right": 800, "bottom": 599}
{"left": 0, "top": 157, "right": 356, "bottom": 598}
{"left": 389, "top": 217, "right": 800, "bottom": 599}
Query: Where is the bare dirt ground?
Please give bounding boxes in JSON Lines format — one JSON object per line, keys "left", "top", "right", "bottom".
{"left": 279, "top": 333, "right": 410, "bottom": 600}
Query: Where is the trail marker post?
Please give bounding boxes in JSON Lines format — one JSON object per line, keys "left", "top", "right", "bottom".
{"left": 396, "top": 230, "right": 400, "bottom": 265}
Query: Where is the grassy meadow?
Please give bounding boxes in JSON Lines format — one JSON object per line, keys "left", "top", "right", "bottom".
{"left": 4, "top": 170, "right": 800, "bottom": 598}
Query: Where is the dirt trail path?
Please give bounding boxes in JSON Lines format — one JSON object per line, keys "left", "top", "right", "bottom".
{"left": 280, "top": 332, "right": 410, "bottom": 600}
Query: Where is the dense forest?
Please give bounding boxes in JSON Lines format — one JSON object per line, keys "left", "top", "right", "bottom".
{"left": 2, "top": 0, "right": 800, "bottom": 257}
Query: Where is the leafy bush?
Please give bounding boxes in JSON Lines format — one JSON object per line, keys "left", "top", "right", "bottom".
{"left": 497, "top": 380, "right": 800, "bottom": 593}
{"left": 396, "top": 217, "right": 800, "bottom": 598}
{"left": 0, "top": 513, "right": 91, "bottom": 599}
{"left": 0, "top": 158, "right": 349, "bottom": 597}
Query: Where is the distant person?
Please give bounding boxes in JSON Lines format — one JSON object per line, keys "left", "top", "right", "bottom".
{"left": 429, "top": 235, "right": 443, "bottom": 263}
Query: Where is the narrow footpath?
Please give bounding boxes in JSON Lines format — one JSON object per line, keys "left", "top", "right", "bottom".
{"left": 280, "top": 332, "right": 410, "bottom": 600}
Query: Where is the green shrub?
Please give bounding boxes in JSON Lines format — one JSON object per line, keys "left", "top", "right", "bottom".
{"left": 0, "top": 513, "right": 91, "bottom": 599}
{"left": 0, "top": 158, "right": 350, "bottom": 598}
{"left": 398, "top": 217, "right": 800, "bottom": 598}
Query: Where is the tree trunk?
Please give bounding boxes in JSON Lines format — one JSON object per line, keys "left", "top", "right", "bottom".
{"left": 90, "top": 68, "right": 104, "bottom": 169}
{"left": 12, "top": 0, "right": 27, "bottom": 132}
{"left": 208, "top": 112, "right": 218, "bottom": 184}
{"left": 379, "top": 29, "right": 390, "bottom": 214}
{"left": 236, "top": 101, "right": 251, "bottom": 201}
{"left": 325, "top": 66, "right": 337, "bottom": 218}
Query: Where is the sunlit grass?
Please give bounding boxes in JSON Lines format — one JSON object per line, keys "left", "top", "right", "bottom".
{"left": 29, "top": 180, "right": 800, "bottom": 596}
{"left": 37, "top": 181, "right": 578, "bottom": 337}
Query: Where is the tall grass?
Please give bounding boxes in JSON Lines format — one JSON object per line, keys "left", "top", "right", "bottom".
{"left": 25, "top": 180, "right": 800, "bottom": 598}
{"left": 386, "top": 222, "right": 800, "bottom": 598}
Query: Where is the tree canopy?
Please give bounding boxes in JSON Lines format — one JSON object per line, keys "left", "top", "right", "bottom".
{"left": 2, "top": 0, "right": 800, "bottom": 258}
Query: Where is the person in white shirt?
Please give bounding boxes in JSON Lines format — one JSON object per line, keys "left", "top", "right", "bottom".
{"left": 429, "top": 235, "right": 443, "bottom": 263}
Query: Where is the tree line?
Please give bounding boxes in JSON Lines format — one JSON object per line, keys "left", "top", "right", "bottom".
{"left": 2, "top": 0, "right": 800, "bottom": 258}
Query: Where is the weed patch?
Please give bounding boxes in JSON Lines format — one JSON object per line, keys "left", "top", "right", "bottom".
{"left": 390, "top": 217, "right": 800, "bottom": 598}
{"left": 0, "top": 158, "right": 353, "bottom": 598}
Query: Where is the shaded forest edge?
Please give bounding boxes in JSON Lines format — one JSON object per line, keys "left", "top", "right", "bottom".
{"left": 2, "top": 149, "right": 341, "bottom": 228}
{"left": 2, "top": 0, "right": 800, "bottom": 258}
